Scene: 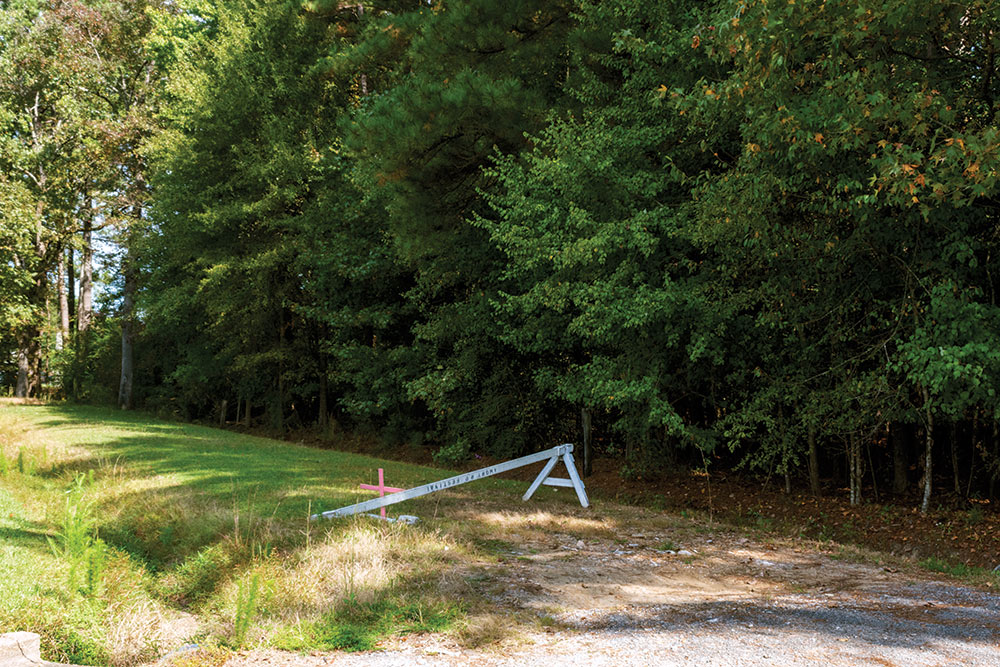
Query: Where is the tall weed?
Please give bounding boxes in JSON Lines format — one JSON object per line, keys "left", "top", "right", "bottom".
{"left": 17, "top": 448, "right": 33, "bottom": 475}
{"left": 48, "top": 474, "right": 107, "bottom": 595}
{"left": 231, "top": 573, "right": 262, "bottom": 647}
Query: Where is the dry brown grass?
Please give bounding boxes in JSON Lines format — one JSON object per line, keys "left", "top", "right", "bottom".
{"left": 100, "top": 554, "right": 166, "bottom": 666}
{"left": 454, "top": 612, "right": 511, "bottom": 648}
{"left": 258, "top": 518, "right": 462, "bottom": 621}
{"left": 459, "top": 509, "right": 619, "bottom": 543}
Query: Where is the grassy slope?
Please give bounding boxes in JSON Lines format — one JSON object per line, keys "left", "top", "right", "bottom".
{"left": 0, "top": 401, "right": 565, "bottom": 665}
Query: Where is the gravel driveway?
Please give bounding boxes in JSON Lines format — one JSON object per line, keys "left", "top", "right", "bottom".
{"left": 219, "top": 529, "right": 1000, "bottom": 667}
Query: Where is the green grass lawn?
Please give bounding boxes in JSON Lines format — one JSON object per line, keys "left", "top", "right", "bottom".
{"left": 0, "top": 401, "right": 550, "bottom": 665}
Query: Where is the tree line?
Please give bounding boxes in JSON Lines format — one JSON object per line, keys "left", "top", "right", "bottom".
{"left": 3, "top": 0, "right": 1000, "bottom": 512}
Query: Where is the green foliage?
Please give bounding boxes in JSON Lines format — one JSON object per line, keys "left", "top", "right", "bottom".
{"left": 896, "top": 282, "right": 1000, "bottom": 418}
{"left": 54, "top": 316, "right": 122, "bottom": 404}
{"left": 477, "top": 0, "right": 724, "bottom": 465}
{"left": 432, "top": 438, "right": 472, "bottom": 466}
{"left": 0, "top": 180, "right": 37, "bottom": 336}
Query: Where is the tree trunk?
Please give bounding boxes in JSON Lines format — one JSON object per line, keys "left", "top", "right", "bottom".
{"left": 15, "top": 325, "right": 42, "bottom": 399}
{"left": 15, "top": 345, "right": 30, "bottom": 398}
{"left": 244, "top": 398, "right": 252, "bottom": 426}
{"left": 581, "top": 406, "right": 592, "bottom": 477}
{"left": 219, "top": 399, "right": 228, "bottom": 427}
{"left": 118, "top": 222, "right": 137, "bottom": 410}
{"left": 921, "top": 386, "right": 934, "bottom": 514}
{"left": 118, "top": 309, "right": 134, "bottom": 410}
{"left": 848, "top": 433, "right": 862, "bottom": 506}
{"left": 807, "top": 422, "right": 820, "bottom": 496}
{"left": 892, "top": 422, "right": 908, "bottom": 495}
{"left": 77, "top": 204, "right": 93, "bottom": 334}
{"left": 66, "top": 245, "right": 76, "bottom": 334}
{"left": 57, "top": 251, "right": 69, "bottom": 349}
{"left": 846, "top": 438, "right": 853, "bottom": 505}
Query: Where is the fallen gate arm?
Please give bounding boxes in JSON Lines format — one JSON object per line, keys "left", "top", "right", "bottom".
{"left": 311, "top": 443, "right": 587, "bottom": 520}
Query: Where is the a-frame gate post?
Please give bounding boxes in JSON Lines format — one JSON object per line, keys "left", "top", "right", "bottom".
{"left": 311, "top": 443, "right": 588, "bottom": 521}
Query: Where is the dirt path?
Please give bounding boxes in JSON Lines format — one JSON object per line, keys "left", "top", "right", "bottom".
{"left": 218, "top": 528, "right": 1000, "bottom": 667}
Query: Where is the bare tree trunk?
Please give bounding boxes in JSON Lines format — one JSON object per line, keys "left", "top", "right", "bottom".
{"left": 921, "top": 386, "right": 934, "bottom": 514}
{"left": 15, "top": 345, "right": 30, "bottom": 398}
{"left": 77, "top": 203, "right": 93, "bottom": 334}
{"left": 57, "top": 252, "right": 69, "bottom": 350}
{"left": 867, "top": 439, "right": 880, "bottom": 503}
{"left": 15, "top": 325, "right": 42, "bottom": 398}
{"left": 66, "top": 245, "right": 76, "bottom": 334}
{"left": 846, "top": 438, "right": 853, "bottom": 505}
{"left": 808, "top": 423, "right": 820, "bottom": 495}
{"left": 68, "top": 230, "right": 81, "bottom": 399}
{"left": 581, "top": 407, "right": 592, "bottom": 477}
{"left": 848, "top": 433, "right": 862, "bottom": 506}
{"left": 118, "top": 261, "right": 135, "bottom": 409}
{"left": 219, "top": 399, "right": 228, "bottom": 427}
{"left": 244, "top": 398, "right": 252, "bottom": 426}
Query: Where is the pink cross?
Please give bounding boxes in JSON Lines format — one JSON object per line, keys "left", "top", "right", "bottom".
{"left": 359, "top": 468, "right": 404, "bottom": 519}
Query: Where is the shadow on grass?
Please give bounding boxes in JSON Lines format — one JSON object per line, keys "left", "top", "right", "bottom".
{"left": 0, "top": 522, "right": 53, "bottom": 550}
